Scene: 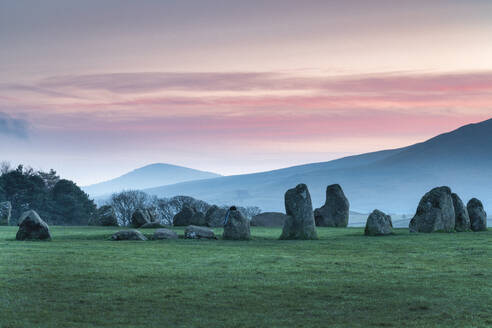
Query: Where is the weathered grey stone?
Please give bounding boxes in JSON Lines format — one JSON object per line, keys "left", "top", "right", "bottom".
{"left": 365, "top": 209, "right": 393, "bottom": 236}
{"left": 16, "top": 210, "right": 51, "bottom": 241}
{"left": 110, "top": 229, "right": 147, "bottom": 241}
{"left": 280, "top": 184, "right": 317, "bottom": 240}
{"left": 184, "top": 225, "right": 216, "bottom": 239}
{"left": 140, "top": 222, "right": 168, "bottom": 229}
{"left": 467, "top": 198, "right": 487, "bottom": 232}
{"left": 251, "top": 212, "right": 288, "bottom": 227}
{"left": 0, "top": 201, "right": 11, "bottom": 226}
{"left": 173, "top": 205, "right": 206, "bottom": 226}
{"left": 205, "top": 205, "right": 227, "bottom": 227}
{"left": 451, "top": 193, "right": 470, "bottom": 232}
{"left": 409, "top": 186, "right": 455, "bottom": 233}
{"left": 153, "top": 228, "right": 179, "bottom": 240}
{"left": 314, "top": 184, "right": 350, "bottom": 227}
{"left": 146, "top": 209, "right": 157, "bottom": 222}
{"left": 97, "top": 205, "right": 119, "bottom": 226}
{"left": 223, "top": 206, "right": 251, "bottom": 240}
{"left": 131, "top": 209, "right": 151, "bottom": 228}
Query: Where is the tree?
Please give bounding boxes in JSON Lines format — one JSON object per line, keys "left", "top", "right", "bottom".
{"left": 38, "top": 169, "right": 60, "bottom": 190}
{"left": 0, "top": 166, "right": 47, "bottom": 223}
{"left": 49, "top": 179, "right": 97, "bottom": 225}
{"left": 0, "top": 166, "right": 96, "bottom": 225}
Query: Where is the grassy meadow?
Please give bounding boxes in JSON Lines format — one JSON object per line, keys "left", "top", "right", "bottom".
{"left": 0, "top": 226, "right": 491, "bottom": 328}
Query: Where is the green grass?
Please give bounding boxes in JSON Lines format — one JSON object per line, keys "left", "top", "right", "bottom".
{"left": 0, "top": 226, "right": 491, "bottom": 328}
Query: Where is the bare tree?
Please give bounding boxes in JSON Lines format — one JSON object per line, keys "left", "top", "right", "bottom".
{"left": 108, "top": 190, "right": 153, "bottom": 226}
{"left": 152, "top": 195, "right": 212, "bottom": 225}
{"left": 239, "top": 206, "right": 262, "bottom": 220}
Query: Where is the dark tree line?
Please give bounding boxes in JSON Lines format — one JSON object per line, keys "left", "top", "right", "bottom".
{"left": 0, "top": 163, "right": 96, "bottom": 225}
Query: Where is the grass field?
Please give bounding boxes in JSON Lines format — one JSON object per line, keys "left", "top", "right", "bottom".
{"left": 0, "top": 226, "right": 491, "bottom": 328}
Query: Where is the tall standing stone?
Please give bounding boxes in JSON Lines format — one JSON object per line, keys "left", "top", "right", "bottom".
{"left": 97, "top": 205, "right": 119, "bottom": 226}
{"left": 16, "top": 210, "right": 51, "bottom": 241}
{"left": 131, "top": 209, "right": 151, "bottom": 228}
{"left": 205, "top": 205, "right": 227, "bottom": 227}
{"left": 0, "top": 201, "right": 11, "bottom": 226}
{"left": 451, "top": 193, "right": 470, "bottom": 232}
{"left": 314, "top": 184, "right": 350, "bottom": 227}
{"left": 409, "top": 186, "right": 455, "bottom": 233}
{"left": 467, "top": 198, "right": 487, "bottom": 232}
{"left": 365, "top": 209, "right": 393, "bottom": 236}
{"left": 280, "top": 184, "right": 317, "bottom": 240}
{"left": 173, "top": 204, "right": 206, "bottom": 226}
{"left": 223, "top": 206, "right": 251, "bottom": 240}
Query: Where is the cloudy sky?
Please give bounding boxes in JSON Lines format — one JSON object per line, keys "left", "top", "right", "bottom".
{"left": 1, "top": 0, "right": 492, "bottom": 185}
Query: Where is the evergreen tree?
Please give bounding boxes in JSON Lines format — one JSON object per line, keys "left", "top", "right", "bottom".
{"left": 0, "top": 165, "right": 96, "bottom": 225}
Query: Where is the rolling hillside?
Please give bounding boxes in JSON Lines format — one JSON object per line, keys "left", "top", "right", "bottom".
{"left": 144, "top": 119, "right": 492, "bottom": 214}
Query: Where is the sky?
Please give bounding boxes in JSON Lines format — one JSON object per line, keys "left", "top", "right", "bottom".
{"left": 1, "top": 0, "right": 492, "bottom": 185}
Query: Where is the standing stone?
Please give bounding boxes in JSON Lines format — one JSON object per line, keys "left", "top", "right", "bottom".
{"left": 153, "top": 228, "right": 179, "bottom": 240}
{"left": 173, "top": 204, "right": 206, "bottom": 226}
{"left": 110, "top": 230, "right": 147, "bottom": 241}
{"left": 467, "top": 198, "right": 487, "bottom": 232}
{"left": 280, "top": 184, "right": 317, "bottom": 240}
{"left": 97, "top": 205, "right": 119, "bottom": 226}
{"left": 146, "top": 209, "right": 157, "bottom": 222}
{"left": 184, "top": 225, "right": 216, "bottom": 239}
{"left": 409, "top": 186, "right": 455, "bottom": 233}
{"left": 205, "top": 205, "right": 228, "bottom": 227}
{"left": 223, "top": 206, "right": 251, "bottom": 240}
{"left": 314, "top": 184, "right": 350, "bottom": 227}
{"left": 451, "top": 193, "right": 470, "bottom": 232}
{"left": 251, "top": 212, "right": 288, "bottom": 227}
{"left": 365, "top": 210, "right": 393, "bottom": 236}
{"left": 131, "top": 209, "right": 151, "bottom": 228}
{"left": 0, "top": 201, "right": 11, "bottom": 226}
{"left": 16, "top": 210, "right": 51, "bottom": 241}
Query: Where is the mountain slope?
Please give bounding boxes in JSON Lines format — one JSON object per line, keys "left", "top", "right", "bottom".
{"left": 83, "top": 163, "right": 221, "bottom": 197}
{"left": 144, "top": 118, "right": 492, "bottom": 214}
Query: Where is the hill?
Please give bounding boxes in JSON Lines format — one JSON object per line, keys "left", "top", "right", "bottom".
{"left": 83, "top": 163, "right": 221, "bottom": 197}
{"left": 144, "top": 118, "right": 492, "bottom": 214}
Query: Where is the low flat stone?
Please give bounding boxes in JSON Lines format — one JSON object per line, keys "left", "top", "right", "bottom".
{"left": 110, "top": 230, "right": 147, "bottom": 241}
{"left": 153, "top": 228, "right": 179, "bottom": 240}
{"left": 184, "top": 225, "right": 216, "bottom": 239}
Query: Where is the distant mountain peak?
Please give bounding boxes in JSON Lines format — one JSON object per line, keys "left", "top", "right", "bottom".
{"left": 83, "top": 163, "right": 221, "bottom": 197}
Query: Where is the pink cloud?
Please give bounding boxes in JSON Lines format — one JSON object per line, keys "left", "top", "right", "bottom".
{"left": 1, "top": 69, "right": 491, "bottom": 154}
{"left": 27, "top": 71, "right": 492, "bottom": 95}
